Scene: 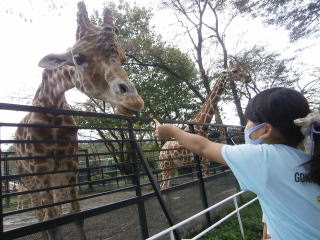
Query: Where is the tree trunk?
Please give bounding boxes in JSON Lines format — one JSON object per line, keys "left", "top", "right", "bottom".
{"left": 229, "top": 80, "right": 246, "bottom": 126}
{"left": 214, "top": 107, "right": 223, "bottom": 124}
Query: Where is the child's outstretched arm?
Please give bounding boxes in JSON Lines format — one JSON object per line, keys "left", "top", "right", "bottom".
{"left": 154, "top": 121, "right": 226, "bottom": 165}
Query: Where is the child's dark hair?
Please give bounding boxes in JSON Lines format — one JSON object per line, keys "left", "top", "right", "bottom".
{"left": 245, "top": 87, "right": 310, "bottom": 147}
{"left": 245, "top": 87, "right": 320, "bottom": 185}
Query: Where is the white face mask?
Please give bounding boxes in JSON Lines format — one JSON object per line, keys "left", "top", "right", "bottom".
{"left": 244, "top": 123, "right": 267, "bottom": 144}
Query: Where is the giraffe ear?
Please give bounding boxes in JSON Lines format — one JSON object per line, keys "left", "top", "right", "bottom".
{"left": 38, "top": 53, "right": 74, "bottom": 70}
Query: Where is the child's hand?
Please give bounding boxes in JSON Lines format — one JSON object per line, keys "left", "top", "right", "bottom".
{"left": 153, "top": 119, "right": 177, "bottom": 139}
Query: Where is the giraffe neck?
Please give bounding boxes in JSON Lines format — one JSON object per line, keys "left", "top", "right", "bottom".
{"left": 191, "top": 74, "right": 228, "bottom": 125}
{"left": 32, "top": 66, "right": 76, "bottom": 108}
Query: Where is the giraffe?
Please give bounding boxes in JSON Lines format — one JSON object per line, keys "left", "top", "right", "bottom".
{"left": 159, "top": 61, "right": 251, "bottom": 189}
{"left": 16, "top": 185, "right": 30, "bottom": 210}
{"left": 7, "top": 181, "right": 30, "bottom": 210}
{"left": 14, "top": 2, "right": 144, "bottom": 239}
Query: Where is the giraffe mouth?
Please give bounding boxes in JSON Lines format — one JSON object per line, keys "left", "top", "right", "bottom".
{"left": 116, "top": 105, "right": 139, "bottom": 116}
{"left": 115, "top": 95, "right": 144, "bottom": 116}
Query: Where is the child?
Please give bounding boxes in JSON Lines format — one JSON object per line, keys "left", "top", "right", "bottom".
{"left": 155, "top": 87, "right": 320, "bottom": 240}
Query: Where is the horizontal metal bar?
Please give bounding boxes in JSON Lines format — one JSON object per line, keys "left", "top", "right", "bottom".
{"left": 2, "top": 173, "right": 135, "bottom": 200}
{"left": 0, "top": 150, "right": 134, "bottom": 161}
{"left": 2, "top": 160, "right": 136, "bottom": 179}
{"left": 0, "top": 102, "right": 244, "bottom": 128}
{"left": 0, "top": 122, "right": 131, "bottom": 131}
{"left": 3, "top": 183, "right": 137, "bottom": 217}
{"left": 2, "top": 172, "right": 130, "bottom": 194}
{"left": 0, "top": 122, "right": 162, "bottom": 133}
{"left": 142, "top": 170, "right": 231, "bottom": 196}
{"left": 0, "top": 103, "right": 131, "bottom": 120}
{"left": 0, "top": 139, "right": 131, "bottom": 144}
{"left": 2, "top": 168, "right": 115, "bottom": 180}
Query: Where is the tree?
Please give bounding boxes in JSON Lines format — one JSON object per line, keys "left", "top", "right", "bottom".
{"left": 230, "top": 46, "right": 297, "bottom": 97}
{"left": 295, "top": 66, "right": 320, "bottom": 108}
{"left": 160, "top": 0, "right": 249, "bottom": 125}
{"left": 234, "top": 0, "right": 320, "bottom": 42}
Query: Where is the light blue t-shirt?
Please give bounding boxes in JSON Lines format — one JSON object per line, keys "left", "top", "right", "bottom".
{"left": 221, "top": 144, "right": 320, "bottom": 240}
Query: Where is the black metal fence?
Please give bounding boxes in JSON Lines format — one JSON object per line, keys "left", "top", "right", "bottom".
{"left": 0, "top": 103, "right": 243, "bottom": 240}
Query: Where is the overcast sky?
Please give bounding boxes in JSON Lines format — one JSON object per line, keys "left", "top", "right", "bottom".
{"left": 0, "top": 0, "right": 319, "bottom": 146}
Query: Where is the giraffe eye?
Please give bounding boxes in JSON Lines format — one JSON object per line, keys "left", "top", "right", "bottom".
{"left": 73, "top": 54, "right": 86, "bottom": 65}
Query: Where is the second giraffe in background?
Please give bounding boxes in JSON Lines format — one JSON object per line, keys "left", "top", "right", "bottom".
{"left": 159, "top": 61, "right": 251, "bottom": 189}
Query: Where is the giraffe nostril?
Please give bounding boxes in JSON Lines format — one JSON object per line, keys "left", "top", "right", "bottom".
{"left": 119, "top": 83, "right": 128, "bottom": 94}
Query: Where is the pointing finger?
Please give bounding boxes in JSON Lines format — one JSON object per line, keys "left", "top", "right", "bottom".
{"left": 153, "top": 118, "right": 161, "bottom": 126}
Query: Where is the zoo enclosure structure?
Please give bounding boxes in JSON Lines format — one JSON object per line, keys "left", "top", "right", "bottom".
{"left": 0, "top": 102, "right": 243, "bottom": 240}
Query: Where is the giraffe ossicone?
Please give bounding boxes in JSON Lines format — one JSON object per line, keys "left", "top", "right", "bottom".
{"left": 159, "top": 61, "right": 251, "bottom": 189}
{"left": 14, "top": 2, "right": 143, "bottom": 240}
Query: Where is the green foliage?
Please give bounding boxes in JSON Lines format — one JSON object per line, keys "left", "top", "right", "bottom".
{"left": 128, "top": 47, "right": 201, "bottom": 120}
{"left": 200, "top": 193, "right": 263, "bottom": 240}
{"left": 234, "top": 0, "right": 320, "bottom": 42}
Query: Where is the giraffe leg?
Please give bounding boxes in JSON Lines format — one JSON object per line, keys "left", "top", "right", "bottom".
{"left": 201, "top": 159, "right": 210, "bottom": 177}
{"left": 66, "top": 173, "right": 86, "bottom": 240}
{"left": 35, "top": 174, "right": 64, "bottom": 240}
{"left": 160, "top": 169, "right": 176, "bottom": 190}
{"left": 160, "top": 170, "right": 170, "bottom": 189}
{"left": 53, "top": 180, "right": 65, "bottom": 217}
{"left": 35, "top": 175, "right": 56, "bottom": 220}
{"left": 21, "top": 176, "right": 49, "bottom": 240}
{"left": 21, "top": 176, "right": 45, "bottom": 221}
{"left": 67, "top": 174, "right": 80, "bottom": 213}
{"left": 53, "top": 154, "right": 86, "bottom": 240}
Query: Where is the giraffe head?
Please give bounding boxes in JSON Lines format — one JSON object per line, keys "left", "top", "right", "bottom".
{"left": 222, "top": 61, "right": 251, "bottom": 84}
{"left": 38, "top": 2, "right": 144, "bottom": 115}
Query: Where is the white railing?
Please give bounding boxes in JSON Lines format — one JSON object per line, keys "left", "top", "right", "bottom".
{"left": 146, "top": 191, "right": 258, "bottom": 240}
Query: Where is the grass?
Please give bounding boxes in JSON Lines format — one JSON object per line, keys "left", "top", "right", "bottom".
{"left": 199, "top": 193, "right": 263, "bottom": 240}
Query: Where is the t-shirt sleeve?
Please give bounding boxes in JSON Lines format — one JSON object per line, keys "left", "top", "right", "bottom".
{"left": 221, "top": 144, "right": 270, "bottom": 196}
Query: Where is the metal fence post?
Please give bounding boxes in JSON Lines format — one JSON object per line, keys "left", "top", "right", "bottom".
{"left": 225, "top": 126, "right": 243, "bottom": 203}
{"left": 4, "top": 154, "right": 10, "bottom": 208}
{"left": 189, "top": 124, "right": 211, "bottom": 227}
{"left": 127, "top": 119, "right": 149, "bottom": 239}
{"left": 170, "top": 230, "right": 175, "bottom": 240}
{"left": 131, "top": 126, "right": 182, "bottom": 240}
{"left": 84, "top": 149, "right": 92, "bottom": 190}
{"left": 0, "top": 131, "right": 4, "bottom": 239}
{"left": 234, "top": 196, "right": 245, "bottom": 239}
